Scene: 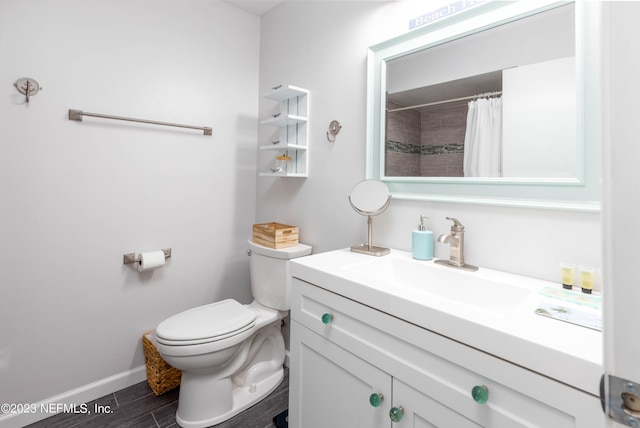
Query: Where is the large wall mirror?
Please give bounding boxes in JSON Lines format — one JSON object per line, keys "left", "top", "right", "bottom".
{"left": 366, "top": 1, "right": 601, "bottom": 211}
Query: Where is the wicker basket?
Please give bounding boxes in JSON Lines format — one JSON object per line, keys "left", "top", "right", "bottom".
{"left": 142, "top": 331, "right": 181, "bottom": 396}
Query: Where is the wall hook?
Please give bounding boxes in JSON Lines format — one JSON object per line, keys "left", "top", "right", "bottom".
{"left": 14, "top": 78, "right": 42, "bottom": 104}
{"left": 327, "top": 120, "right": 342, "bottom": 142}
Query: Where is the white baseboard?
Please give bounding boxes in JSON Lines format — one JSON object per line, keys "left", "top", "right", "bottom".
{"left": 0, "top": 365, "right": 147, "bottom": 428}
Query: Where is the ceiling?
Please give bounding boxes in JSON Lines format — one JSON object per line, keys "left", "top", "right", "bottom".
{"left": 222, "top": 0, "right": 284, "bottom": 15}
{"left": 223, "top": 0, "right": 396, "bottom": 16}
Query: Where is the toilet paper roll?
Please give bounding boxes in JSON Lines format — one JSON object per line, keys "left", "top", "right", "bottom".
{"left": 137, "top": 250, "right": 166, "bottom": 272}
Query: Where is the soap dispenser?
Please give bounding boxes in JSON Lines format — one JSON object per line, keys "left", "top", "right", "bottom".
{"left": 412, "top": 215, "right": 433, "bottom": 261}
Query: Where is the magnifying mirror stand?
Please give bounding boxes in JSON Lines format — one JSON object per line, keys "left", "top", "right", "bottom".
{"left": 351, "top": 215, "right": 390, "bottom": 257}
{"left": 348, "top": 179, "right": 392, "bottom": 257}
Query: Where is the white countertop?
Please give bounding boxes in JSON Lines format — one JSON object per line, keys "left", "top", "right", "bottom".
{"left": 290, "top": 248, "right": 603, "bottom": 396}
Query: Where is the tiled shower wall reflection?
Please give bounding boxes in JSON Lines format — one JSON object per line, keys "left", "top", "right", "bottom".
{"left": 385, "top": 101, "right": 467, "bottom": 177}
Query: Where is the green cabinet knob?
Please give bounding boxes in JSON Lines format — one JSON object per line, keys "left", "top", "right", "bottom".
{"left": 369, "top": 393, "right": 384, "bottom": 407}
{"left": 472, "top": 385, "right": 489, "bottom": 404}
{"left": 389, "top": 406, "right": 404, "bottom": 422}
{"left": 321, "top": 313, "right": 333, "bottom": 324}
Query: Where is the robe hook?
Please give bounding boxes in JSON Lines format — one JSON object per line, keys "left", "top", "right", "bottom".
{"left": 327, "top": 120, "right": 342, "bottom": 142}
{"left": 14, "top": 78, "right": 42, "bottom": 104}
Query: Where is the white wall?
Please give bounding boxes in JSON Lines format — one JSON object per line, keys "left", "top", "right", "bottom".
{"left": 257, "top": 1, "right": 600, "bottom": 283}
{"left": 0, "top": 0, "right": 259, "bottom": 420}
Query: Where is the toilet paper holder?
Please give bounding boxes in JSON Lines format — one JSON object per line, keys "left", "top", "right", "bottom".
{"left": 123, "top": 248, "right": 172, "bottom": 265}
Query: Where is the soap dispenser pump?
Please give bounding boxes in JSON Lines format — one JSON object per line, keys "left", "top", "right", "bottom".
{"left": 412, "top": 215, "right": 434, "bottom": 261}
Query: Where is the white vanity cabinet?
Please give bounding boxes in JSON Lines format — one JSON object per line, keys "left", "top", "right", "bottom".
{"left": 289, "top": 278, "right": 603, "bottom": 427}
{"left": 291, "top": 323, "right": 392, "bottom": 428}
{"left": 259, "top": 84, "right": 308, "bottom": 177}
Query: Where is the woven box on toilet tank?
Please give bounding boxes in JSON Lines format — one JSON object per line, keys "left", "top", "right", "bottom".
{"left": 252, "top": 222, "right": 298, "bottom": 249}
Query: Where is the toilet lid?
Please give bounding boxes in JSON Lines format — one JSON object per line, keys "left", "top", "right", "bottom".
{"left": 155, "top": 299, "right": 256, "bottom": 344}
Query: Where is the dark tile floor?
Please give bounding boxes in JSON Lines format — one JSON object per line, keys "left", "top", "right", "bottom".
{"left": 26, "top": 370, "right": 288, "bottom": 428}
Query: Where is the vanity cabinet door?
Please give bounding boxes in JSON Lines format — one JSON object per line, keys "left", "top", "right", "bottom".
{"left": 392, "top": 379, "right": 481, "bottom": 428}
{"left": 289, "top": 320, "right": 392, "bottom": 428}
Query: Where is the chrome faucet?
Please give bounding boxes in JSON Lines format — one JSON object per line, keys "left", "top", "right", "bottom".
{"left": 436, "top": 217, "right": 478, "bottom": 271}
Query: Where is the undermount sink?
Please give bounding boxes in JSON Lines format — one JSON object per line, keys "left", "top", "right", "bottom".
{"left": 341, "top": 255, "right": 535, "bottom": 316}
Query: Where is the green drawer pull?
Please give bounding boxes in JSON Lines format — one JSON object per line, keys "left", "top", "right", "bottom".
{"left": 369, "top": 393, "right": 384, "bottom": 407}
{"left": 389, "top": 406, "right": 404, "bottom": 422}
{"left": 321, "top": 313, "right": 333, "bottom": 324}
{"left": 472, "top": 385, "right": 489, "bottom": 404}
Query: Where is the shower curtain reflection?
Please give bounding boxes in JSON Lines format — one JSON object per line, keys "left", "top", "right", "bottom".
{"left": 463, "top": 97, "right": 503, "bottom": 177}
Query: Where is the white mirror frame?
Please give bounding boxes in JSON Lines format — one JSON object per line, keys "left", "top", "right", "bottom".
{"left": 366, "top": 1, "right": 601, "bottom": 212}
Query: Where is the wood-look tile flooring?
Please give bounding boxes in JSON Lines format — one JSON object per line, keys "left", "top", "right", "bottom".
{"left": 26, "top": 370, "right": 288, "bottom": 428}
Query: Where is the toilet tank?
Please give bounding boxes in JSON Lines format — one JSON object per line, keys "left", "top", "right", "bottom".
{"left": 248, "top": 240, "right": 312, "bottom": 311}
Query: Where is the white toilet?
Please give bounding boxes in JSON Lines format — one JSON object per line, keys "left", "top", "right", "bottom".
{"left": 154, "top": 240, "right": 312, "bottom": 428}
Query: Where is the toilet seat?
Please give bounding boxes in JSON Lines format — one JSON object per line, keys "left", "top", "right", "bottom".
{"left": 155, "top": 299, "right": 256, "bottom": 346}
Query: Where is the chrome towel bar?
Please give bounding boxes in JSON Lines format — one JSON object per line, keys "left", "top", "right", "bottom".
{"left": 68, "top": 109, "right": 212, "bottom": 136}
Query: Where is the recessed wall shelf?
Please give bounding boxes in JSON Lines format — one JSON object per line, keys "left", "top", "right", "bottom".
{"left": 259, "top": 84, "right": 309, "bottom": 178}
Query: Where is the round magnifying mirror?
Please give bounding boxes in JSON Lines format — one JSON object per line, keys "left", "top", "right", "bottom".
{"left": 348, "top": 180, "right": 391, "bottom": 256}
{"left": 349, "top": 179, "right": 391, "bottom": 216}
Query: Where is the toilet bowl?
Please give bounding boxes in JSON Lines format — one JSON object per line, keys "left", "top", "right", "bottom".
{"left": 154, "top": 241, "right": 311, "bottom": 428}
